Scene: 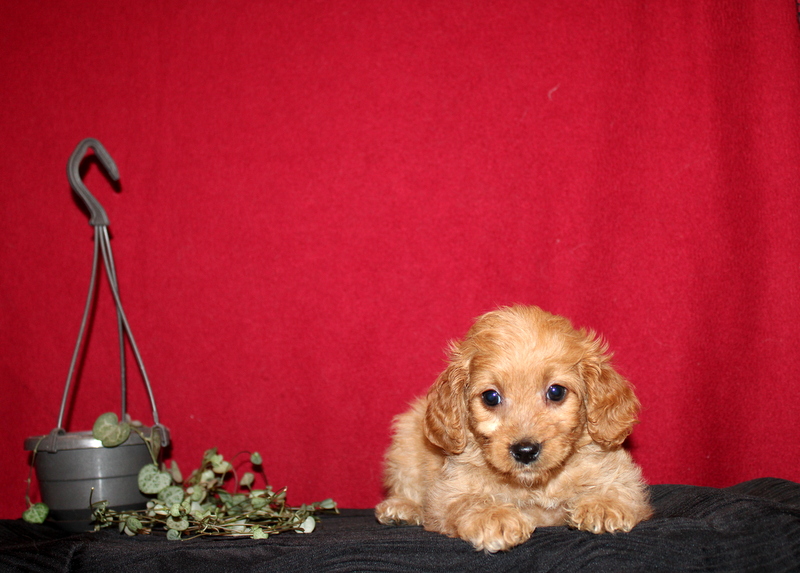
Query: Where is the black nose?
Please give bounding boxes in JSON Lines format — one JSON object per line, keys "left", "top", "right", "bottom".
{"left": 510, "top": 441, "right": 541, "bottom": 465}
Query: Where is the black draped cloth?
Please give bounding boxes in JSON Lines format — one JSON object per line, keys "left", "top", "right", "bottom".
{"left": 2, "top": 478, "right": 799, "bottom": 572}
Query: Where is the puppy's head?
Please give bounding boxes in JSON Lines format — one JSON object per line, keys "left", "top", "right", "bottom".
{"left": 424, "top": 306, "right": 640, "bottom": 483}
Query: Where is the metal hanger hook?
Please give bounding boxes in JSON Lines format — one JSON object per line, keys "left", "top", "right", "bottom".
{"left": 67, "top": 138, "right": 120, "bottom": 227}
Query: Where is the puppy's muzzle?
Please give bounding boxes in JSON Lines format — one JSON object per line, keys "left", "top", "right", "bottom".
{"left": 510, "top": 441, "right": 541, "bottom": 465}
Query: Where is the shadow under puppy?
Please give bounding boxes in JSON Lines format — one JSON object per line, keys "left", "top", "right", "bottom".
{"left": 375, "top": 305, "right": 652, "bottom": 552}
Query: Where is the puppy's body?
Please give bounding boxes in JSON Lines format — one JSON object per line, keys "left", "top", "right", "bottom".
{"left": 376, "top": 306, "right": 652, "bottom": 552}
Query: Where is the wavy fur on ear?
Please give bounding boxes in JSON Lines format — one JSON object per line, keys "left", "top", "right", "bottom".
{"left": 580, "top": 331, "right": 640, "bottom": 449}
{"left": 424, "top": 342, "right": 470, "bottom": 454}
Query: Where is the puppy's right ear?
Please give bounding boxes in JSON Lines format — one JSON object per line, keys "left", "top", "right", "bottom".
{"left": 424, "top": 342, "right": 469, "bottom": 454}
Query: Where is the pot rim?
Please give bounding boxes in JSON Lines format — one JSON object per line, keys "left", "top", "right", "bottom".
{"left": 24, "top": 425, "right": 169, "bottom": 453}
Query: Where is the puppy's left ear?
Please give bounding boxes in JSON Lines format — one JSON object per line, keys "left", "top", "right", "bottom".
{"left": 424, "top": 341, "right": 470, "bottom": 454}
{"left": 580, "top": 332, "right": 641, "bottom": 449}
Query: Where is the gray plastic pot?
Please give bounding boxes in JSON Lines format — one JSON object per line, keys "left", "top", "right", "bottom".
{"left": 24, "top": 426, "right": 168, "bottom": 532}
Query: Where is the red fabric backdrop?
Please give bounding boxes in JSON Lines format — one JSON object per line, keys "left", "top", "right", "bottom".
{"left": 1, "top": 2, "right": 799, "bottom": 519}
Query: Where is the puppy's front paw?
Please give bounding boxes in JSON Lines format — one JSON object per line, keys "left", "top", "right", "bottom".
{"left": 456, "top": 504, "right": 534, "bottom": 553}
{"left": 569, "top": 498, "right": 650, "bottom": 534}
{"left": 375, "top": 497, "right": 423, "bottom": 526}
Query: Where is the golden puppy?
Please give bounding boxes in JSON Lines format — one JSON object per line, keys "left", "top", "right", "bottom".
{"left": 375, "top": 305, "right": 652, "bottom": 552}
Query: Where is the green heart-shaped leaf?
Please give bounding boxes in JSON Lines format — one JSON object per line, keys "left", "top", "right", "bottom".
{"left": 138, "top": 463, "right": 173, "bottom": 494}
{"left": 239, "top": 472, "right": 254, "bottom": 488}
{"left": 250, "top": 497, "right": 268, "bottom": 510}
{"left": 211, "top": 458, "right": 232, "bottom": 475}
{"left": 317, "top": 498, "right": 337, "bottom": 510}
{"left": 22, "top": 503, "right": 49, "bottom": 524}
{"left": 251, "top": 526, "right": 268, "bottom": 540}
{"left": 157, "top": 485, "right": 185, "bottom": 506}
{"left": 166, "top": 529, "right": 182, "bottom": 541}
{"left": 92, "top": 412, "right": 131, "bottom": 447}
{"left": 125, "top": 516, "right": 143, "bottom": 534}
{"left": 166, "top": 515, "right": 189, "bottom": 531}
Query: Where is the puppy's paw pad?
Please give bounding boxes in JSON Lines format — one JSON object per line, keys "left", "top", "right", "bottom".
{"left": 375, "top": 498, "right": 423, "bottom": 526}
{"left": 458, "top": 505, "right": 534, "bottom": 553}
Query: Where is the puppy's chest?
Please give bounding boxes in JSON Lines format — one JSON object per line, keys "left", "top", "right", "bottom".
{"left": 458, "top": 467, "right": 570, "bottom": 512}
{"left": 474, "top": 482, "right": 569, "bottom": 527}
{"left": 496, "top": 483, "right": 566, "bottom": 512}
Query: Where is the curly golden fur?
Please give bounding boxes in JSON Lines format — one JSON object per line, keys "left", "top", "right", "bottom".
{"left": 375, "top": 306, "right": 652, "bottom": 552}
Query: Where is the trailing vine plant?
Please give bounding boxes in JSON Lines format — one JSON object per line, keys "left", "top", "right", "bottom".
{"left": 23, "top": 413, "right": 338, "bottom": 539}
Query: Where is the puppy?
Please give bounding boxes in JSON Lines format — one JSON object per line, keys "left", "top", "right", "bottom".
{"left": 375, "top": 305, "right": 652, "bottom": 552}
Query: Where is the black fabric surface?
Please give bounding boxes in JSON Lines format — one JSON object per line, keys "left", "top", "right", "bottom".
{"left": 1, "top": 478, "right": 799, "bottom": 572}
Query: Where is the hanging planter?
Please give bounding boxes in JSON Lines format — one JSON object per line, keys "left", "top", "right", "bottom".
{"left": 24, "top": 139, "right": 169, "bottom": 532}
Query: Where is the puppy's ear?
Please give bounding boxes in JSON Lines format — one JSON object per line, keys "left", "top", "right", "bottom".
{"left": 424, "top": 342, "right": 469, "bottom": 454}
{"left": 580, "top": 332, "right": 640, "bottom": 449}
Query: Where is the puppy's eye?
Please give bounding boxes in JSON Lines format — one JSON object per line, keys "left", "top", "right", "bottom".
{"left": 546, "top": 384, "right": 567, "bottom": 402}
{"left": 481, "top": 390, "right": 502, "bottom": 407}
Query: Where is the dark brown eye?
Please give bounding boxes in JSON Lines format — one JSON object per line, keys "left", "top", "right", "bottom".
{"left": 546, "top": 384, "right": 567, "bottom": 402}
{"left": 482, "top": 390, "right": 502, "bottom": 407}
